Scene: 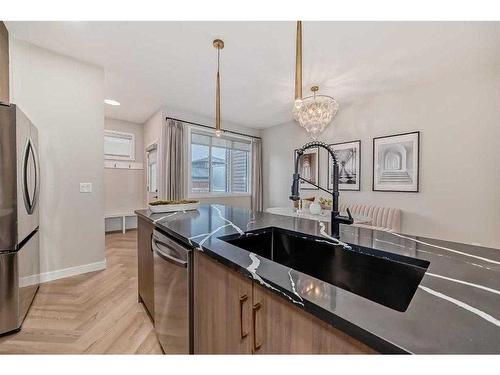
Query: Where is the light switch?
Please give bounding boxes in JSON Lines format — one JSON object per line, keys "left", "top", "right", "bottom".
{"left": 80, "top": 182, "right": 92, "bottom": 193}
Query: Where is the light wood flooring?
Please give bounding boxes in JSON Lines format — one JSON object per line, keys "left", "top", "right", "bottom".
{"left": 0, "top": 230, "right": 162, "bottom": 354}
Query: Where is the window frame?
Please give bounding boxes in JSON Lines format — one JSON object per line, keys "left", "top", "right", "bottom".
{"left": 186, "top": 126, "right": 252, "bottom": 199}
{"left": 104, "top": 130, "right": 136, "bottom": 161}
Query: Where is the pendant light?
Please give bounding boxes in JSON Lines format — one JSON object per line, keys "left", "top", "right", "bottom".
{"left": 213, "top": 39, "right": 224, "bottom": 137}
{"left": 292, "top": 21, "right": 339, "bottom": 137}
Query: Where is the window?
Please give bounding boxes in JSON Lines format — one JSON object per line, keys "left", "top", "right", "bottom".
{"left": 146, "top": 145, "right": 158, "bottom": 193}
{"left": 189, "top": 129, "right": 251, "bottom": 196}
{"left": 104, "top": 130, "right": 135, "bottom": 161}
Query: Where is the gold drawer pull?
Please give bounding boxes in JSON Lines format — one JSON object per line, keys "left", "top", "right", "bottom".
{"left": 239, "top": 294, "right": 249, "bottom": 339}
{"left": 252, "top": 302, "right": 262, "bottom": 351}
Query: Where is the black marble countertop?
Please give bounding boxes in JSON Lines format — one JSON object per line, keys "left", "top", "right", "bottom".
{"left": 136, "top": 204, "right": 500, "bottom": 354}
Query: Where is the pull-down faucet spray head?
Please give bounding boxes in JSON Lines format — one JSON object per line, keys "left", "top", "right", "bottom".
{"left": 289, "top": 141, "right": 353, "bottom": 239}
{"left": 290, "top": 149, "right": 303, "bottom": 201}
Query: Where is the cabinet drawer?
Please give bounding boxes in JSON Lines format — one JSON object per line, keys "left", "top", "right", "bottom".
{"left": 193, "top": 252, "right": 253, "bottom": 354}
{"left": 252, "top": 282, "right": 376, "bottom": 354}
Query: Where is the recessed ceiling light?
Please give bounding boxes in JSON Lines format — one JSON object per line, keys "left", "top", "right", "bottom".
{"left": 104, "top": 99, "right": 120, "bottom": 106}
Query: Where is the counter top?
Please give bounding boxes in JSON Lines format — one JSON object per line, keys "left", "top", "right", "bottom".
{"left": 136, "top": 204, "right": 500, "bottom": 354}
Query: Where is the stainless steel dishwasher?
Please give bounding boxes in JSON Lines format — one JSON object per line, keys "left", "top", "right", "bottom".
{"left": 152, "top": 229, "right": 193, "bottom": 354}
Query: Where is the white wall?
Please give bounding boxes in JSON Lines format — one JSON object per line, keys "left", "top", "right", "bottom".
{"left": 262, "top": 68, "right": 500, "bottom": 249}
{"left": 104, "top": 117, "right": 145, "bottom": 231}
{"left": 9, "top": 37, "right": 106, "bottom": 278}
{"left": 143, "top": 107, "right": 164, "bottom": 153}
{"left": 142, "top": 106, "right": 260, "bottom": 208}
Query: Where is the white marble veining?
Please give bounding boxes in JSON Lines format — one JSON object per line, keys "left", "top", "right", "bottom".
{"left": 246, "top": 253, "right": 261, "bottom": 276}
{"left": 318, "top": 221, "right": 352, "bottom": 250}
{"left": 376, "top": 229, "right": 500, "bottom": 328}
{"left": 353, "top": 224, "right": 500, "bottom": 328}
{"left": 213, "top": 205, "right": 244, "bottom": 235}
{"left": 418, "top": 285, "right": 500, "bottom": 327}
{"left": 187, "top": 232, "right": 211, "bottom": 248}
{"left": 390, "top": 232, "right": 500, "bottom": 266}
{"left": 188, "top": 224, "right": 232, "bottom": 251}
{"left": 187, "top": 232, "right": 210, "bottom": 242}
{"left": 425, "top": 272, "right": 500, "bottom": 295}
{"left": 417, "top": 248, "right": 491, "bottom": 270}
{"left": 187, "top": 206, "right": 245, "bottom": 251}
{"left": 288, "top": 268, "right": 304, "bottom": 303}
{"left": 376, "top": 236, "right": 494, "bottom": 270}
{"left": 374, "top": 238, "right": 407, "bottom": 248}
{"left": 188, "top": 206, "right": 304, "bottom": 306}
{"left": 152, "top": 211, "right": 178, "bottom": 224}
{"left": 247, "top": 253, "right": 304, "bottom": 306}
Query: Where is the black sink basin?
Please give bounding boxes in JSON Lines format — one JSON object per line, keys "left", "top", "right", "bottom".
{"left": 221, "top": 227, "right": 429, "bottom": 312}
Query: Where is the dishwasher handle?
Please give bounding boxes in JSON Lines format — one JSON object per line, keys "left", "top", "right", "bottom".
{"left": 152, "top": 236, "right": 188, "bottom": 268}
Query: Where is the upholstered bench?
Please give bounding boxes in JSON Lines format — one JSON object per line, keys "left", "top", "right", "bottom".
{"left": 339, "top": 203, "right": 401, "bottom": 232}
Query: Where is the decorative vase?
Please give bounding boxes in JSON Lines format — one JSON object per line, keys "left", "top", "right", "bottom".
{"left": 309, "top": 202, "right": 321, "bottom": 215}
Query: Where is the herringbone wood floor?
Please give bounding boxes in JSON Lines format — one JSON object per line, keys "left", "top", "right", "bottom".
{"left": 0, "top": 230, "right": 162, "bottom": 354}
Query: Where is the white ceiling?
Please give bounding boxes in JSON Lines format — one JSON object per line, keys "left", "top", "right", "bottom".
{"left": 5, "top": 21, "right": 500, "bottom": 128}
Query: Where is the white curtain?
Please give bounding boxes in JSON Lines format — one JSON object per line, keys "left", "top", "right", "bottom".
{"left": 251, "top": 139, "right": 263, "bottom": 212}
{"left": 158, "top": 119, "right": 185, "bottom": 201}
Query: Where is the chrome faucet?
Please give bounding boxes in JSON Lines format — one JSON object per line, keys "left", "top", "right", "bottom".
{"left": 290, "top": 141, "right": 353, "bottom": 239}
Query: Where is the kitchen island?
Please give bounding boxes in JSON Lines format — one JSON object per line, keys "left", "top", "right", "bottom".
{"left": 136, "top": 204, "right": 500, "bottom": 354}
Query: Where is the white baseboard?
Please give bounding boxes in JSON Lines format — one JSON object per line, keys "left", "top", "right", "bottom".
{"left": 20, "top": 260, "right": 107, "bottom": 287}
{"left": 40, "top": 260, "right": 107, "bottom": 283}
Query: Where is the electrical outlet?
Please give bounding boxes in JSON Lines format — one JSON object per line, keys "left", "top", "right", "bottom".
{"left": 80, "top": 182, "right": 92, "bottom": 193}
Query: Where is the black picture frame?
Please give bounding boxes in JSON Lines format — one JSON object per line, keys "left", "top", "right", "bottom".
{"left": 327, "top": 140, "right": 361, "bottom": 191}
{"left": 372, "top": 131, "right": 420, "bottom": 192}
{"left": 293, "top": 146, "right": 320, "bottom": 190}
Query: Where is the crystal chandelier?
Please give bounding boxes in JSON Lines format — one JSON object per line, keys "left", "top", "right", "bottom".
{"left": 293, "top": 21, "right": 339, "bottom": 137}
{"left": 293, "top": 85, "right": 339, "bottom": 136}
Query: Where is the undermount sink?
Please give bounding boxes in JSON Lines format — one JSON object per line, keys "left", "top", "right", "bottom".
{"left": 221, "top": 227, "right": 429, "bottom": 312}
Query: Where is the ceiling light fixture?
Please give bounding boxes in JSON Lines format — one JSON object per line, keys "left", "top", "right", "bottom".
{"left": 292, "top": 21, "right": 339, "bottom": 137}
{"left": 104, "top": 99, "right": 120, "bottom": 106}
{"left": 213, "top": 39, "right": 225, "bottom": 137}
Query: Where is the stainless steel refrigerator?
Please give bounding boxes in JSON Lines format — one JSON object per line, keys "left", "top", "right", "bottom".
{"left": 0, "top": 103, "right": 40, "bottom": 335}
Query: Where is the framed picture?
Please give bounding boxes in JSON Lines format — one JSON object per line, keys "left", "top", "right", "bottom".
{"left": 327, "top": 140, "right": 361, "bottom": 191}
{"left": 373, "top": 131, "right": 420, "bottom": 192}
{"left": 293, "top": 147, "right": 319, "bottom": 190}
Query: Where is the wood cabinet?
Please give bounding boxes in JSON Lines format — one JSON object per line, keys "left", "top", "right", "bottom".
{"left": 137, "top": 216, "right": 155, "bottom": 319}
{"left": 252, "top": 282, "right": 376, "bottom": 354}
{"left": 194, "top": 251, "right": 376, "bottom": 354}
{"left": 194, "top": 252, "right": 253, "bottom": 354}
{"left": 0, "top": 22, "right": 9, "bottom": 104}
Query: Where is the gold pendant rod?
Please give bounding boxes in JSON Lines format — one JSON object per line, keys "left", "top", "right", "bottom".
{"left": 295, "top": 21, "right": 303, "bottom": 100}
{"left": 213, "top": 39, "right": 224, "bottom": 136}
{"left": 216, "top": 70, "right": 221, "bottom": 132}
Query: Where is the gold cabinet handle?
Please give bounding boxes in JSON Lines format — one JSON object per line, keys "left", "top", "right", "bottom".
{"left": 239, "top": 294, "right": 249, "bottom": 339}
{"left": 252, "top": 302, "right": 262, "bottom": 351}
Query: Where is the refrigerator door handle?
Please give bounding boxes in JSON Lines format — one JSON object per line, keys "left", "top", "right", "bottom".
{"left": 31, "top": 138, "right": 40, "bottom": 212}
{"left": 22, "top": 137, "right": 38, "bottom": 215}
